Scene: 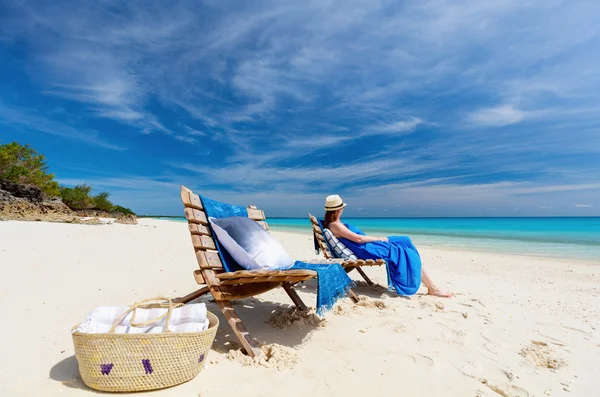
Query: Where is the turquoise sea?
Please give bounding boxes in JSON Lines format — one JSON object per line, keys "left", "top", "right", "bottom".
{"left": 155, "top": 217, "right": 600, "bottom": 262}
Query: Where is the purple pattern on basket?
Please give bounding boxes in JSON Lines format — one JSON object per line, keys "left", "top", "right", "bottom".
{"left": 198, "top": 354, "right": 205, "bottom": 363}
{"left": 100, "top": 363, "right": 113, "bottom": 375}
{"left": 142, "top": 359, "right": 153, "bottom": 374}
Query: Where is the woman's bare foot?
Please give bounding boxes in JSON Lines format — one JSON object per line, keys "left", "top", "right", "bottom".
{"left": 428, "top": 288, "right": 453, "bottom": 298}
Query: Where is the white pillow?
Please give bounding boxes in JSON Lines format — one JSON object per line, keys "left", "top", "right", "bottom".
{"left": 209, "top": 216, "right": 293, "bottom": 270}
{"left": 323, "top": 228, "right": 358, "bottom": 260}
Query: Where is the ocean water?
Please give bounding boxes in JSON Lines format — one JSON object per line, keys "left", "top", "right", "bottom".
{"left": 156, "top": 216, "right": 600, "bottom": 262}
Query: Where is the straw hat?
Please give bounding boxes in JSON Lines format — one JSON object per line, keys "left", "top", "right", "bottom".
{"left": 324, "top": 195, "right": 347, "bottom": 211}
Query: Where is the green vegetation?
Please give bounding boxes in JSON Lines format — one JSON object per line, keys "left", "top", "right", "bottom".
{"left": 0, "top": 142, "right": 60, "bottom": 196}
{"left": 0, "top": 141, "right": 135, "bottom": 215}
{"left": 112, "top": 205, "right": 136, "bottom": 216}
{"left": 93, "top": 191, "right": 113, "bottom": 212}
{"left": 59, "top": 184, "right": 94, "bottom": 210}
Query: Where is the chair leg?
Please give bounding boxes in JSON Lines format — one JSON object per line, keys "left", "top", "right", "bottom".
{"left": 173, "top": 286, "right": 210, "bottom": 304}
{"left": 282, "top": 282, "right": 308, "bottom": 311}
{"left": 216, "top": 300, "right": 262, "bottom": 358}
{"left": 356, "top": 267, "right": 374, "bottom": 286}
{"left": 347, "top": 289, "right": 359, "bottom": 303}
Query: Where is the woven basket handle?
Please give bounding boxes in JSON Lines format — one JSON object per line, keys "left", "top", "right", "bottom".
{"left": 109, "top": 297, "right": 176, "bottom": 333}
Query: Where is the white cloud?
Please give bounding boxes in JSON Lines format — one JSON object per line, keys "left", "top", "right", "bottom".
{"left": 184, "top": 126, "right": 206, "bottom": 136}
{"left": 468, "top": 105, "right": 526, "bottom": 127}
{"left": 0, "top": 102, "right": 125, "bottom": 150}
{"left": 369, "top": 118, "right": 424, "bottom": 135}
{"left": 174, "top": 135, "right": 197, "bottom": 144}
{"left": 572, "top": 204, "right": 592, "bottom": 208}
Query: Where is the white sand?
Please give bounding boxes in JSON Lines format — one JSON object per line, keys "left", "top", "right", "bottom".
{"left": 0, "top": 218, "right": 598, "bottom": 397}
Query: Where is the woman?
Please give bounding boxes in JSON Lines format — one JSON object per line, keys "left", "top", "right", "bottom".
{"left": 324, "top": 195, "right": 452, "bottom": 298}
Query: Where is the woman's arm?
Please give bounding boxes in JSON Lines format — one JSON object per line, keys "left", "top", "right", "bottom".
{"left": 329, "top": 222, "right": 388, "bottom": 244}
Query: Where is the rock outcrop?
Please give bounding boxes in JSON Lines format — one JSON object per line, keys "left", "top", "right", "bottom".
{"left": 115, "top": 213, "right": 138, "bottom": 225}
{"left": 0, "top": 181, "right": 138, "bottom": 224}
{"left": 0, "top": 181, "right": 78, "bottom": 222}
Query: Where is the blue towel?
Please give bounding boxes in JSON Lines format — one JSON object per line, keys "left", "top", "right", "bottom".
{"left": 290, "top": 261, "right": 353, "bottom": 315}
{"left": 201, "top": 196, "right": 353, "bottom": 313}
{"left": 200, "top": 195, "right": 247, "bottom": 273}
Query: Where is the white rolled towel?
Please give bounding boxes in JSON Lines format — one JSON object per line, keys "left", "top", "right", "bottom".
{"left": 74, "top": 303, "right": 209, "bottom": 334}
{"left": 89, "top": 321, "right": 210, "bottom": 334}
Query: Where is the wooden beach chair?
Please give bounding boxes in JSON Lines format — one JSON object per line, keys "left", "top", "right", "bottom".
{"left": 175, "top": 186, "right": 358, "bottom": 358}
{"left": 309, "top": 213, "right": 385, "bottom": 286}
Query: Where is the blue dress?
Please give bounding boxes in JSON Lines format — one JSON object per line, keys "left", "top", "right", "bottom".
{"left": 339, "top": 223, "right": 423, "bottom": 296}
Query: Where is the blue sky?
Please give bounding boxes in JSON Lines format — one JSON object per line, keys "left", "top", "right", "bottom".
{"left": 1, "top": 0, "right": 599, "bottom": 217}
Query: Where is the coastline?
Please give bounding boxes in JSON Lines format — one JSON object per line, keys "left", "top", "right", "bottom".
{"left": 145, "top": 217, "right": 600, "bottom": 263}
{"left": 266, "top": 225, "right": 600, "bottom": 267}
{"left": 1, "top": 218, "right": 598, "bottom": 396}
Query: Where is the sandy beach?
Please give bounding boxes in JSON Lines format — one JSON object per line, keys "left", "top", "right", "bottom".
{"left": 0, "top": 218, "right": 598, "bottom": 397}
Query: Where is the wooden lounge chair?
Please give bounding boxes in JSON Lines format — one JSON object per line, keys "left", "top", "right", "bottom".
{"left": 309, "top": 213, "right": 386, "bottom": 286}
{"left": 175, "top": 186, "right": 357, "bottom": 358}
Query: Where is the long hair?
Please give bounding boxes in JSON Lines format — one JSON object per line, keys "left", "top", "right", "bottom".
{"left": 323, "top": 210, "right": 341, "bottom": 230}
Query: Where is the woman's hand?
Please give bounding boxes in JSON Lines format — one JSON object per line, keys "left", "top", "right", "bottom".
{"left": 379, "top": 236, "right": 389, "bottom": 242}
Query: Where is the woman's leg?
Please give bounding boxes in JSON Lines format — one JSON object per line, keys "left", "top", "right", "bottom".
{"left": 421, "top": 267, "right": 453, "bottom": 297}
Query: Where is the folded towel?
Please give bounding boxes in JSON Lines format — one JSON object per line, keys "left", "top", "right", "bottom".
{"left": 85, "top": 322, "right": 209, "bottom": 334}
{"left": 74, "top": 303, "right": 209, "bottom": 334}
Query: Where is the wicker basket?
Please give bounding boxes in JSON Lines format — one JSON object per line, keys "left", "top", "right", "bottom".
{"left": 72, "top": 297, "right": 219, "bottom": 392}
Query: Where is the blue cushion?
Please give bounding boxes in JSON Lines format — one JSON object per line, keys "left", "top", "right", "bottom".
{"left": 210, "top": 216, "right": 293, "bottom": 270}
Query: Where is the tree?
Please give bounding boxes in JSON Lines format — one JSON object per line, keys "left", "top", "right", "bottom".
{"left": 2, "top": 141, "right": 137, "bottom": 215}
{"left": 59, "top": 184, "right": 94, "bottom": 210}
{"left": 93, "top": 191, "right": 113, "bottom": 212}
{"left": 0, "top": 141, "right": 60, "bottom": 196}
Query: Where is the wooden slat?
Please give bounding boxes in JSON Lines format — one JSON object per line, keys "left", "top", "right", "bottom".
{"left": 312, "top": 224, "right": 322, "bottom": 234}
{"left": 189, "top": 223, "right": 210, "bottom": 235}
{"left": 188, "top": 193, "right": 202, "bottom": 209}
{"left": 196, "top": 250, "right": 223, "bottom": 269}
{"left": 184, "top": 208, "right": 208, "bottom": 224}
{"left": 201, "top": 269, "right": 221, "bottom": 293}
{"left": 257, "top": 221, "right": 269, "bottom": 230}
{"left": 205, "top": 251, "right": 222, "bottom": 267}
{"left": 247, "top": 208, "right": 265, "bottom": 221}
{"left": 180, "top": 188, "right": 203, "bottom": 209}
{"left": 195, "top": 250, "right": 223, "bottom": 269}
{"left": 219, "top": 275, "right": 314, "bottom": 286}
{"left": 215, "top": 269, "right": 317, "bottom": 279}
{"left": 192, "top": 235, "right": 216, "bottom": 250}
{"left": 180, "top": 185, "right": 192, "bottom": 203}
{"left": 193, "top": 270, "right": 206, "bottom": 284}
